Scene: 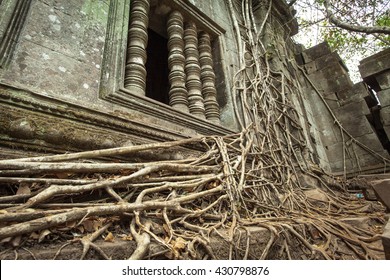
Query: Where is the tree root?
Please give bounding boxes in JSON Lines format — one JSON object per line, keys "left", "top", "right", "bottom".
{"left": 0, "top": 0, "right": 387, "bottom": 260}
{"left": 129, "top": 219, "right": 151, "bottom": 260}
{"left": 54, "top": 222, "right": 112, "bottom": 260}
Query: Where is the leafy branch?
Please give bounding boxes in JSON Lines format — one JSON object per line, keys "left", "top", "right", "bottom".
{"left": 323, "top": 0, "right": 390, "bottom": 34}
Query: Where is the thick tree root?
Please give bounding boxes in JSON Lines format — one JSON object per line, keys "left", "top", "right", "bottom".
{"left": 0, "top": 0, "right": 388, "bottom": 260}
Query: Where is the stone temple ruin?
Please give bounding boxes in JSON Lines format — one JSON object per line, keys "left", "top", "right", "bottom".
{"left": 0, "top": 0, "right": 389, "bottom": 259}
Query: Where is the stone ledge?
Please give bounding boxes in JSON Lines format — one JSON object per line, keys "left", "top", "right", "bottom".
{"left": 0, "top": 84, "right": 236, "bottom": 160}
{"left": 359, "top": 48, "right": 390, "bottom": 81}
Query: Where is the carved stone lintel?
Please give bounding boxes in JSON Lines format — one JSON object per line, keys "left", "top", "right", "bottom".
{"left": 124, "top": 0, "right": 150, "bottom": 96}
{"left": 184, "top": 21, "right": 205, "bottom": 119}
{"left": 167, "top": 11, "right": 189, "bottom": 113}
{"left": 198, "top": 31, "right": 220, "bottom": 124}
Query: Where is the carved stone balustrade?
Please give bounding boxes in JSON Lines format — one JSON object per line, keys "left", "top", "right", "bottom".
{"left": 124, "top": 0, "right": 150, "bottom": 96}
{"left": 198, "top": 31, "right": 220, "bottom": 124}
{"left": 167, "top": 11, "right": 189, "bottom": 112}
{"left": 123, "top": 2, "right": 221, "bottom": 122}
{"left": 184, "top": 21, "right": 205, "bottom": 119}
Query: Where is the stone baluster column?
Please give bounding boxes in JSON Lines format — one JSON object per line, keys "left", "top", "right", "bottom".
{"left": 184, "top": 21, "right": 205, "bottom": 119}
{"left": 124, "top": 0, "right": 150, "bottom": 96}
{"left": 198, "top": 31, "right": 220, "bottom": 124}
{"left": 167, "top": 11, "right": 189, "bottom": 112}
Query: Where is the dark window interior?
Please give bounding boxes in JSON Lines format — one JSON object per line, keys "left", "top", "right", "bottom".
{"left": 145, "top": 29, "right": 169, "bottom": 105}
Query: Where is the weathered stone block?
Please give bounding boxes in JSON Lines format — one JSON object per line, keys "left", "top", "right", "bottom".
{"left": 377, "top": 88, "right": 390, "bottom": 108}
{"left": 343, "top": 121, "right": 375, "bottom": 138}
{"left": 357, "top": 152, "right": 389, "bottom": 169}
{"left": 1, "top": 39, "right": 101, "bottom": 104}
{"left": 371, "top": 179, "right": 390, "bottom": 211}
{"left": 316, "top": 153, "right": 331, "bottom": 172}
{"left": 323, "top": 93, "right": 339, "bottom": 110}
{"left": 331, "top": 158, "right": 355, "bottom": 173}
{"left": 332, "top": 101, "right": 373, "bottom": 139}
{"left": 362, "top": 187, "right": 377, "bottom": 200}
{"left": 304, "top": 60, "right": 317, "bottom": 74}
{"left": 376, "top": 70, "right": 390, "bottom": 91}
{"left": 22, "top": 0, "right": 108, "bottom": 62}
{"left": 308, "top": 63, "right": 353, "bottom": 94}
{"left": 324, "top": 141, "right": 350, "bottom": 161}
{"left": 380, "top": 106, "right": 390, "bottom": 126}
{"left": 0, "top": 0, "right": 109, "bottom": 104}
{"left": 301, "top": 42, "right": 331, "bottom": 63}
{"left": 338, "top": 82, "right": 369, "bottom": 104}
{"left": 359, "top": 48, "right": 390, "bottom": 80}
{"left": 336, "top": 99, "right": 371, "bottom": 118}
{"left": 384, "top": 125, "right": 390, "bottom": 139}
{"left": 354, "top": 133, "right": 386, "bottom": 154}
{"left": 315, "top": 52, "right": 347, "bottom": 73}
{"left": 308, "top": 92, "right": 339, "bottom": 118}
{"left": 319, "top": 127, "right": 340, "bottom": 147}
{"left": 331, "top": 149, "right": 387, "bottom": 173}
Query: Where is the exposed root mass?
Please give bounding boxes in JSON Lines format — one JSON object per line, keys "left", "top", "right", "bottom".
{"left": 0, "top": 0, "right": 388, "bottom": 259}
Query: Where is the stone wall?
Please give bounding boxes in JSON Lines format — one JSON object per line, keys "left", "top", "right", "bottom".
{"left": 297, "top": 43, "right": 390, "bottom": 175}
{"left": 0, "top": 0, "right": 305, "bottom": 160}
{"left": 1, "top": 0, "right": 388, "bottom": 177}
{"left": 359, "top": 48, "right": 390, "bottom": 151}
{"left": 0, "top": 0, "right": 243, "bottom": 158}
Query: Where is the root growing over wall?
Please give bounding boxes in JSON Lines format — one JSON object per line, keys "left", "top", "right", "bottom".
{"left": 0, "top": 0, "right": 388, "bottom": 259}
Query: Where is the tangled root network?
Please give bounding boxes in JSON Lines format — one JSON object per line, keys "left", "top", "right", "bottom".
{"left": 0, "top": 0, "right": 388, "bottom": 259}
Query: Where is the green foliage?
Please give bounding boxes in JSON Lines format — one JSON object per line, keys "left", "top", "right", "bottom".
{"left": 323, "top": 27, "right": 371, "bottom": 59}
{"left": 293, "top": 0, "right": 389, "bottom": 81}
{"left": 376, "top": 14, "right": 390, "bottom": 27}
{"left": 374, "top": 13, "right": 390, "bottom": 47}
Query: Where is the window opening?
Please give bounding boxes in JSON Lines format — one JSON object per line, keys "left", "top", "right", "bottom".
{"left": 145, "top": 28, "right": 170, "bottom": 105}
{"left": 124, "top": 0, "right": 221, "bottom": 124}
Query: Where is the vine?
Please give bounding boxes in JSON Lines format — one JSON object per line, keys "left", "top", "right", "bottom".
{"left": 0, "top": 0, "right": 387, "bottom": 260}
